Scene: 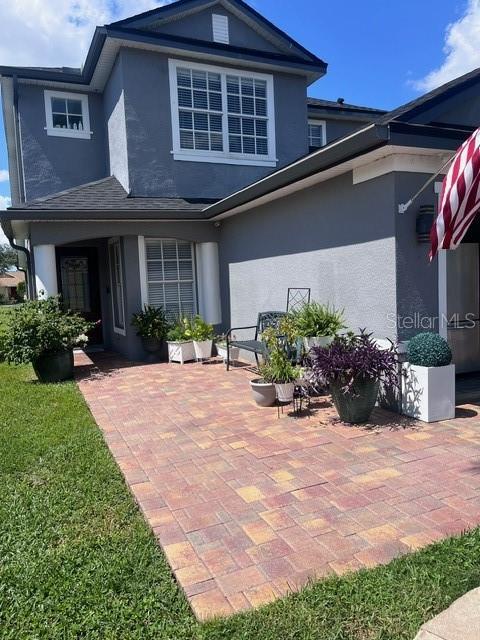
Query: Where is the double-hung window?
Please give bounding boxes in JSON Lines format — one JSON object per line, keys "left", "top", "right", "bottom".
{"left": 308, "top": 120, "right": 326, "bottom": 150}
{"left": 143, "top": 238, "right": 196, "bottom": 321}
{"left": 169, "top": 59, "right": 276, "bottom": 166}
{"left": 44, "top": 90, "right": 91, "bottom": 139}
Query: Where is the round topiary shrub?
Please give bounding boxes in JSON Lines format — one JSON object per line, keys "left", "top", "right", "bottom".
{"left": 407, "top": 332, "right": 452, "bottom": 367}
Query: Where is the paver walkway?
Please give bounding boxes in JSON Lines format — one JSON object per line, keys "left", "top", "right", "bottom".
{"left": 76, "top": 352, "right": 480, "bottom": 620}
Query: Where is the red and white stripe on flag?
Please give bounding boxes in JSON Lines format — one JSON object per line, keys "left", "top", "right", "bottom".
{"left": 430, "top": 127, "right": 480, "bottom": 260}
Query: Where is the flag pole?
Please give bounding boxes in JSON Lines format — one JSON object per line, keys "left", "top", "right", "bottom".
{"left": 397, "top": 154, "right": 453, "bottom": 214}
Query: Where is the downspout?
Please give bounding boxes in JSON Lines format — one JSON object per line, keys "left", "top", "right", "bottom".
{"left": 3, "top": 76, "right": 35, "bottom": 298}
{"left": 12, "top": 74, "right": 26, "bottom": 203}
{"left": 8, "top": 237, "right": 34, "bottom": 299}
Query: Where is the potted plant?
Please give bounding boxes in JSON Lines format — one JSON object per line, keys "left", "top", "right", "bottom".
{"left": 311, "top": 332, "right": 398, "bottom": 423}
{"left": 401, "top": 332, "right": 455, "bottom": 422}
{"left": 184, "top": 315, "right": 214, "bottom": 361}
{"left": 0, "top": 296, "right": 92, "bottom": 383}
{"left": 166, "top": 320, "right": 195, "bottom": 364}
{"left": 263, "top": 348, "right": 300, "bottom": 402}
{"left": 293, "top": 302, "right": 345, "bottom": 351}
{"left": 215, "top": 334, "right": 239, "bottom": 363}
{"left": 131, "top": 305, "right": 169, "bottom": 358}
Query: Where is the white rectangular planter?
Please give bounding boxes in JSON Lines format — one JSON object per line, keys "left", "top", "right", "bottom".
{"left": 216, "top": 344, "right": 239, "bottom": 362}
{"left": 167, "top": 340, "right": 195, "bottom": 364}
{"left": 401, "top": 362, "right": 455, "bottom": 422}
{"left": 193, "top": 339, "right": 213, "bottom": 360}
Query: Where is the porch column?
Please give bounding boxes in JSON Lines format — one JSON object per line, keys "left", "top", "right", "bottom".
{"left": 196, "top": 242, "right": 221, "bottom": 325}
{"left": 33, "top": 244, "right": 58, "bottom": 298}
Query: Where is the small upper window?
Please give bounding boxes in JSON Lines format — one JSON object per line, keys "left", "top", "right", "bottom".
{"left": 308, "top": 120, "right": 326, "bottom": 150}
{"left": 212, "top": 14, "right": 229, "bottom": 44}
{"left": 44, "top": 90, "right": 91, "bottom": 139}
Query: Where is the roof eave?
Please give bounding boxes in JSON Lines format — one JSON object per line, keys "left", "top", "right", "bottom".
{"left": 204, "top": 123, "right": 391, "bottom": 218}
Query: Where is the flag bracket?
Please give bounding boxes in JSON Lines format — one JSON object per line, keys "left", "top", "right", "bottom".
{"left": 397, "top": 154, "right": 453, "bottom": 214}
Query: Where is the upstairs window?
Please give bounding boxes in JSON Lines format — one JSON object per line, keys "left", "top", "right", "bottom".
{"left": 44, "top": 90, "right": 91, "bottom": 139}
{"left": 169, "top": 59, "right": 276, "bottom": 167}
{"left": 308, "top": 120, "right": 326, "bottom": 149}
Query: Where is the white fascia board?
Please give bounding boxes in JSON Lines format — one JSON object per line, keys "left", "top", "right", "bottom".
{"left": 211, "top": 145, "right": 454, "bottom": 220}
{"left": 352, "top": 146, "right": 454, "bottom": 184}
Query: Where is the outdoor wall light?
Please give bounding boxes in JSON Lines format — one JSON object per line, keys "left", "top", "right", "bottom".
{"left": 416, "top": 204, "right": 435, "bottom": 243}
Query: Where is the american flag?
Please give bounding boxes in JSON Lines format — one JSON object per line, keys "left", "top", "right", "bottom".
{"left": 430, "top": 127, "right": 480, "bottom": 260}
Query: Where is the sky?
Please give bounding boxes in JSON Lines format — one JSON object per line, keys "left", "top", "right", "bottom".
{"left": 1, "top": 0, "right": 480, "bottom": 243}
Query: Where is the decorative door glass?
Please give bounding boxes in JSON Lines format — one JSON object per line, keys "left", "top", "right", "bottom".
{"left": 60, "top": 256, "right": 91, "bottom": 312}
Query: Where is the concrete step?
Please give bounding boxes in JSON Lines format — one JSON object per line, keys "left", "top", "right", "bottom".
{"left": 414, "top": 588, "right": 480, "bottom": 640}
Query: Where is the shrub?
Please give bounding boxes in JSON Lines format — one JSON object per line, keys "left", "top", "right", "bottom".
{"left": 131, "top": 305, "right": 169, "bottom": 340}
{"left": 166, "top": 321, "right": 187, "bottom": 342}
{"left": 293, "top": 302, "right": 345, "bottom": 338}
{"left": 407, "top": 332, "right": 452, "bottom": 367}
{"left": 183, "top": 315, "right": 214, "bottom": 342}
{"left": 260, "top": 348, "right": 299, "bottom": 384}
{"left": 310, "top": 331, "right": 398, "bottom": 393}
{"left": 0, "top": 297, "right": 92, "bottom": 365}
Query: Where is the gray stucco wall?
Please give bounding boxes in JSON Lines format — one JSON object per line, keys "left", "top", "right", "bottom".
{"left": 324, "top": 118, "right": 366, "bottom": 144}
{"left": 18, "top": 85, "right": 107, "bottom": 200}
{"left": 104, "top": 56, "right": 129, "bottom": 191}
{"left": 218, "top": 171, "right": 398, "bottom": 340}
{"left": 394, "top": 172, "right": 438, "bottom": 341}
{"left": 29, "top": 220, "right": 219, "bottom": 245}
{"left": 120, "top": 47, "right": 308, "bottom": 199}
{"left": 151, "top": 5, "right": 282, "bottom": 54}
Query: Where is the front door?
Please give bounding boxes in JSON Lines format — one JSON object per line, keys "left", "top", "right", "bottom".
{"left": 56, "top": 247, "right": 103, "bottom": 345}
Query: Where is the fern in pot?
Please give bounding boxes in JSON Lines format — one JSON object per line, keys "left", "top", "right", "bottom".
{"left": 311, "top": 332, "right": 398, "bottom": 423}
{"left": 293, "top": 302, "right": 345, "bottom": 352}
{"left": 131, "top": 305, "right": 169, "bottom": 358}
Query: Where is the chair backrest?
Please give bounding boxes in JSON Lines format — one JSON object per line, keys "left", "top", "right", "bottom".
{"left": 255, "top": 311, "right": 286, "bottom": 339}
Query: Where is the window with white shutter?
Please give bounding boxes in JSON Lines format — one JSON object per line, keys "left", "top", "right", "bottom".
{"left": 168, "top": 59, "right": 276, "bottom": 166}
{"left": 144, "top": 238, "right": 196, "bottom": 321}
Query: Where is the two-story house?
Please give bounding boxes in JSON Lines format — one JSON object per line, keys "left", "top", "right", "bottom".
{"left": 2, "top": 0, "right": 480, "bottom": 373}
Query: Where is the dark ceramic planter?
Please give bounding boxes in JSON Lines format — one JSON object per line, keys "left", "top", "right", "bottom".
{"left": 329, "top": 377, "right": 380, "bottom": 424}
{"left": 32, "top": 350, "right": 74, "bottom": 383}
{"left": 141, "top": 336, "right": 163, "bottom": 354}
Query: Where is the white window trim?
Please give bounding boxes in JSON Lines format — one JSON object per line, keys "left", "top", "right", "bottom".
{"left": 108, "top": 237, "right": 126, "bottom": 336}
{"left": 308, "top": 119, "right": 327, "bottom": 148}
{"left": 44, "top": 90, "right": 92, "bottom": 139}
{"left": 168, "top": 58, "right": 277, "bottom": 167}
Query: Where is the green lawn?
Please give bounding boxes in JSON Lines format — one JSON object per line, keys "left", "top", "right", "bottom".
{"left": 1, "top": 330, "right": 480, "bottom": 638}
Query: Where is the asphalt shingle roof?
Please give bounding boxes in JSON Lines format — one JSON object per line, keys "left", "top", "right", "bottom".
{"left": 13, "top": 177, "right": 217, "bottom": 212}
{"left": 307, "top": 97, "right": 386, "bottom": 114}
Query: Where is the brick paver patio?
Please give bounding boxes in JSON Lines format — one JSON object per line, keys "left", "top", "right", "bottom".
{"left": 76, "top": 352, "right": 480, "bottom": 620}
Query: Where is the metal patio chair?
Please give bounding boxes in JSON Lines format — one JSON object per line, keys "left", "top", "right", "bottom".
{"left": 225, "top": 311, "right": 286, "bottom": 371}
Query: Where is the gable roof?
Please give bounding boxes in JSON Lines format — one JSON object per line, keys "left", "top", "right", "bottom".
{"left": 8, "top": 177, "right": 217, "bottom": 214}
{"left": 0, "top": 0, "right": 326, "bottom": 89}
{"left": 0, "top": 271, "right": 24, "bottom": 288}
{"left": 376, "top": 65, "right": 480, "bottom": 125}
{"left": 109, "top": 0, "right": 324, "bottom": 65}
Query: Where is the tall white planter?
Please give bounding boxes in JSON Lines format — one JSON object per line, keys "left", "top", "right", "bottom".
{"left": 167, "top": 341, "right": 195, "bottom": 364}
{"left": 402, "top": 362, "right": 455, "bottom": 422}
{"left": 193, "top": 339, "right": 212, "bottom": 360}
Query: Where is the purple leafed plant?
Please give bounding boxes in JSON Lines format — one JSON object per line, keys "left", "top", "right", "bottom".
{"left": 310, "top": 331, "right": 398, "bottom": 393}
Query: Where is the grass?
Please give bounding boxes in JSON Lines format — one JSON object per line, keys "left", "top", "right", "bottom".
{"left": 0, "top": 305, "right": 479, "bottom": 638}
